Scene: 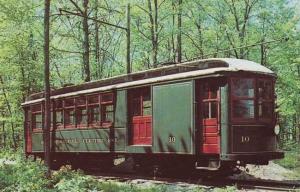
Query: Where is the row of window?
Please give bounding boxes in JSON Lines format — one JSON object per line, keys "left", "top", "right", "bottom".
{"left": 31, "top": 93, "right": 114, "bottom": 130}
{"left": 29, "top": 77, "right": 274, "bottom": 131}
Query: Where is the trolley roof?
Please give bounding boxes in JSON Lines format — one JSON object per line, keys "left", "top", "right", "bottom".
{"left": 22, "top": 58, "right": 275, "bottom": 105}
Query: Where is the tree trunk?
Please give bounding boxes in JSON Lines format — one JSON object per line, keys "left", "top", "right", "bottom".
{"left": 43, "top": 0, "right": 51, "bottom": 177}
{"left": 176, "top": 0, "right": 182, "bottom": 63}
{"left": 171, "top": 1, "right": 176, "bottom": 61}
{"left": 83, "top": 0, "right": 90, "bottom": 82}
{"left": 0, "top": 76, "right": 17, "bottom": 149}
{"left": 147, "top": 0, "right": 158, "bottom": 67}
{"left": 127, "top": 4, "right": 131, "bottom": 74}
{"left": 2, "top": 121, "right": 5, "bottom": 147}
{"left": 94, "top": 0, "right": 101, "bottom": 79}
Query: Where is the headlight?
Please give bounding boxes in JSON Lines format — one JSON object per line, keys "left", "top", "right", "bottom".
{"left": 274, "top": 124, "right": 280, "bottom": 135}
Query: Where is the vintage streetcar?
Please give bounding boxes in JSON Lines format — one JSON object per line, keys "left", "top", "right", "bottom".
{"left": 22, "top": 58, "right": 283, "bottom": 174}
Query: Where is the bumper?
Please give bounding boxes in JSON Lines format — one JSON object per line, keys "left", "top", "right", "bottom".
{"left": 220, "top": 151, "right": 284, "bottom": 163}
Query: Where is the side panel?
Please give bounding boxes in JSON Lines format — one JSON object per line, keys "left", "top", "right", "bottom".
{"left": 31, "top": 132, "right": 43, "bottom": 152}
{"left": 114, "top": 90, "right": 127, "bottom": 128}
{"left": 114, "top": 90, "right": 127, "bottom": 151}
{"left": 153, "top": 81, "right": 193, "bottom": 154}
{"left": 31, "top": 128, "right": 126, "bottom": 152}
{"left": 232, "top": 125, "right": 277, "bottom": 153}
{"left": 220, "top": 84, "right": 230, "bottom": 158}
{"left": 31, "top": 90, "right": 128, "bottom": 153}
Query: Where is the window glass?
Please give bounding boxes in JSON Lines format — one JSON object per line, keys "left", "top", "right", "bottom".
{"left": 258, "top": 102, "right": 272, "bottom": 119}
{"left": 203, "top": 84, "right": 209, "bottom": 99}
{"left": 258, "top": 79, "right": 273, "bottom": 120}
{"left": 32, "top": 104, "right": 41, "bottom": 112}
{"left": 88, "top": 95, "right": 99, "bottom": 104}
{"left": 56, "top": 110, "right": 63, "bottom": 127}
{"left": 89, "top": 106, "right": 100, "bottom": 123}
{"left": 210, "top": 88, "right": 218, "bottom": 99}
{"left": 32, "top": 113, "right": 42, "bottom": 129}
{"left": 131, "top": 88, "right": 151, "bottom": 117}
{"left": 203, "top": 102, "right": 217, "bottom": 119}
{"left": 77, "top": 96, "right": 86, "bottom": 106}
{"left": 77, "top": 108, "right": 87, "bottom": 125}
{"left": 102, "top": 104, "right": 114, "bottom": 122}
{"left": 102, "top": 93, "right": 113, "bottom": 103}
{"left": 132, "top": 97, "right": 141, "bottom": 116}
{"left": 65, "top": 99, "right": 75, "bottom": 107}
{"left": 233, "top": 100, "right": 254, "bottom": 118}
{"left": 143, "top": 100, "right": 152, "bottom": 115}
{"left": 232, "top": 79, "right": 254, "bottom": 97}
{"left": 65, "top": 109, "right": 75, "bottom": 126}
{"left": 143, "top": 90, "right": 151, "bottom": 101}
{"left": 56, "top": 100, "right": 63, "bottom": 109}
{"left": 258, "top": 80, "right": 272, "bottom": 100}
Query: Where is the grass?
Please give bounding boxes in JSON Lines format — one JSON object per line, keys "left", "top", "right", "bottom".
{"left": 275, "top": 143, "right": 300, "bottom": 179}
{"left": 0, "top": 150, "right": 238, "bottom": 192}
{"left": 0, "top": 150, "right": 236, "bottom": 192}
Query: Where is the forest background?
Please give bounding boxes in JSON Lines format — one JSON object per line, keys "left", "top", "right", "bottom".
{"left": 0, "top": 0, "right": 299, "bottom": 154}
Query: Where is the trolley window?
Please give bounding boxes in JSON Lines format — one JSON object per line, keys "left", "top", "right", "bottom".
{"left": 31, "top": 103, "right": 42, "bottom": 130}
{"left": 64, "top": 98, "right": 75, "bottom": 128}
{"left": 258, "top": 79, "right": 273, "bottom": 121}
{"left": 76, "top": 96, "right": 87, "bottom": 126}
{"left": 55, "top": 100, "right": 63, "bottom": 128}
{"left": 131, "top": 88, "right": 152, "bottom": 116}
{"left": 231, "top": 78, "right": 255, "bottom": 120}
{"left": 101, "top": 93, "right": 114, "bottom": 126}
{"left": 88, "top": 94, "right": 100, "bottom": 125}
{"left": 202, "top": 82, "right": 218, "bottom": 119}
{"left": 231, "top": 77, "right": 274, "bottom": 122}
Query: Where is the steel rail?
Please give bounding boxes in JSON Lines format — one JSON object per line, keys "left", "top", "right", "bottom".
{"left": 85, "top": 170, "right": 300, "bottom": 191}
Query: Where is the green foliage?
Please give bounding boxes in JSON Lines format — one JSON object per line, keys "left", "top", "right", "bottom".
{"left": 0, "top": 154, "right": 51, "bottom": 192}
{"left": 213, "top": 186, "right": 237, "bottom": 192}
{"left": 276, "top": 144, "right": 300, "bottom": 169}
{"left": 0, "top": 152, "right": 213, "bottom": 192}
{"left": 275, "top": 144, "right": 300, "bottom": 179}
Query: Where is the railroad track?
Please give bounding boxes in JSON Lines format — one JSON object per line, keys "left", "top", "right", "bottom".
{"left": 87, "top": 170, "right": 300, "bottom": 191}
{"left": 229, "top": 178, "right": 300, "bottom": 191}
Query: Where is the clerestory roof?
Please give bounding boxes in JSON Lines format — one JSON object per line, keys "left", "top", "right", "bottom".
{"left": 22, "top": 58, "right": 275, "bottom": 106}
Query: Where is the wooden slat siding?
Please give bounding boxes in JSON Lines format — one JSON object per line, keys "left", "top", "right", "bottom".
{"left": 202, "top": 119, "right": 220, "bottom": 153}
{"left": 132, "top": 116, "right": 152, "bottom": 145}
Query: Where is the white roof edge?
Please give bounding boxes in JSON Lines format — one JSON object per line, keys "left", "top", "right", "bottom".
{"left": 22, "top": 58, "right": 275, "bottom": 106}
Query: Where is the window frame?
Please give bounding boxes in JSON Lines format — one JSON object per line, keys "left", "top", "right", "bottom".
{"left": 202, "top": 82, "right": 220, "bottom": 120}
{"left": 130, "top": 87, "right": 152, "bottom": 117}
{"left": 87, "top": 94, "right": 100, "bottom": 127}
{"left": 76, "top": 96, "right": 88, "bottom": 128}
{"left": 63, "top": 98, "right": 76, "bottom": 128}
{"left": 31, "top": 103, "right": 43, "bottom": 131}
{"left": 100, "top": 92, "right": 114, "bottom": 127}
{"left": 230, "top": 77, "right": 274, "bottom": 123}
{"left": 54, "top": 100, "right": 64, "bottom": 129}
{"left": 257, "top": 78, "right": 274, "bottom": 123}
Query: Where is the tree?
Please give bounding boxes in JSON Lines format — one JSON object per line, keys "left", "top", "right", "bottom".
{"left": 43, "top": 0, "right": 51, "bottom": 177}
{"left": 82, "top": 0, "right": 91, "bottom": 82}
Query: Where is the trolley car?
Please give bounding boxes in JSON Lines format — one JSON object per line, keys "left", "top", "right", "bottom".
{"left": 22, "top": 58, "right": 284, "bottom": 173}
